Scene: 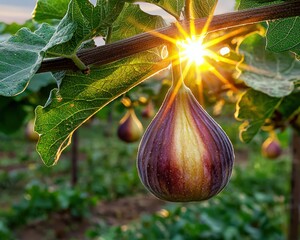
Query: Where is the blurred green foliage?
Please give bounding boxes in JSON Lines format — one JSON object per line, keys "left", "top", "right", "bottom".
{"left": 87, "top": 154, "right": 290, "bottom": 240}
{"left": 0, "top": 98, "right": 292, "bottom": 240}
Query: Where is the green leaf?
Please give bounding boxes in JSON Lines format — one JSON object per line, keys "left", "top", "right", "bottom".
{"left": 0, "top": 21, "right": 36, "bottom": 35}
{"left": 0, "top": 23, "right": 74, "bottom": 97}
{"left": 191, "top": 0, "right": 217, "bottom": 18}
{"left": 238, "top": 0, "right": 300, "bottom": 58}
{"left": 111, "top": 3, "right": 166, "bottom": 42}
{"left": 48, "top": 0, "right": 125, "bottom": 56}
{"left": 34, "top": 1, "right": 169, "bottom": 166}
{"left": 266, "top": 17, "right": 300, "bottom": 58}
{"left": 0, "top": 24, "right": 54, "bottom": 97}
{"left": 238, "top": 0, "right": 282, "bottom": 10}
{"left": 26, "top": 73, "right": 56, "bottom": 93}
{"left": 33, "top": 0, "right": 70, "bottom": 21}
{"left": 10, "top": 73, "right": 57, "bottom": 104}
{"left": 130, "top": 0, "right": 184, "bottom": 19}
{"left": 277, "top": 92, "right": 300, "bottom": 119}
{"left": 35, "top": 51, "right": 169, "bottom": 166}
{"left": 235, "top": 89, "right": 282, "bottom": 143}
{"left": 237, "top": 33, "right": 300, "bottom": 97}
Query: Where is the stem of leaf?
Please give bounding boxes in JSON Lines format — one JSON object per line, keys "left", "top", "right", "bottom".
{"left": 184, "top": 0, "right": 191, "bottom": 20}
{"left": 106, "top": 26, "right": 113, "bottom": 44}
{"left": 70, "top": 54, "right": 89, "bottom": 72}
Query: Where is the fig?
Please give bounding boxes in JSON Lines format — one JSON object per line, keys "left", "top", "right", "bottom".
{"left": 117, "top": 108, "right": 144, "bottom": 143}
{"left": 137, "top": 65, "right": 234, "bottom": 202}
{"left": 262, "top": 137, "right": 282, "bottom": 159}
{"left": 25, "top": 119, "right": 39, "bottom": 142}
{"left": 141, "top": 101, "right": 155, "bottom": 119}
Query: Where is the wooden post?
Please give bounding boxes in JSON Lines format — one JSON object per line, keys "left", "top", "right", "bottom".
{"left": 71, "top": 131, "right": 78, "bottom": 187}
{"left": 289, "top": 131, "right": 300, "bottom": 240}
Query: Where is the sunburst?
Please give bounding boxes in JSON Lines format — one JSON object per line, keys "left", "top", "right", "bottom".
{"left": 128, "top": 1, "right": 245, "bottom": 104}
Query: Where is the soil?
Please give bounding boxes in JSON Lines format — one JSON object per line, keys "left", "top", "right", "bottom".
{"left": 15, "top": 194, "right": 165, "bottom": 240}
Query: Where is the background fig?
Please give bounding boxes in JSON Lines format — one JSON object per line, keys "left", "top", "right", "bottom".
{"left": 262, "top": 137, "right": 282, "bottom": 159}
{"left": 117, "top": 109, "right": 144, "bottom": 143}
{"left": 137, "top": 83, "right": 234, "bottom": 202}
{"left": 25, "top": 119, "right": 39, "bottom": 142}
{"left": 141, "top": 101, "right": 155, "bottom": 119}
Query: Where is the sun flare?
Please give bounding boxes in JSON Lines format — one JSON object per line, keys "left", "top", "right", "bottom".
{"left": 177, "top": 37, "right": 209, "bottom": 66}
{"left": 128, "top": 0, "right": 243, "bottom": 104}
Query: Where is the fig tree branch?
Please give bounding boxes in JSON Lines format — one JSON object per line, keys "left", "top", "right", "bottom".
{"left": 38, "top": 1, "right": 300, "bottom": 73}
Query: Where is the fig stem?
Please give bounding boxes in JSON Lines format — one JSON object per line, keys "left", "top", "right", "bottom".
{"left": 169, "top": 44, "right": 184, "bottom": 89}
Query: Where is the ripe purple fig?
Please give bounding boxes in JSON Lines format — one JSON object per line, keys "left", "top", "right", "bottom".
{"left": 141, "top": 101, "right": 155, "bottom": 119}
{"left": 137, "top": 68, "right": 234, "bottom": 202}
{"left": 262, "top": 137, "right": 282, "bottom": 159}
{"left": 117, "top": 108, "right": 144, "bottom": 143}
{"left": 25, "top": 119, "right": 39, "bottom": 142}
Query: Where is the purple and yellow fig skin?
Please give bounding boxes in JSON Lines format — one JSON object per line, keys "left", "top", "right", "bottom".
{"left": 262, "top": 138, "right": 282, "bottom": 159}
{"left": 117, "top": 109, "right": 144, "bottom": 143}
{"left": 137, "top": 85, "right": 234, "bottom": 202}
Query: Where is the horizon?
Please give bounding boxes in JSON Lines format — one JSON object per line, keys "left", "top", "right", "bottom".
{"left": 0, "top": 1, "right": 235, "bottom": 23}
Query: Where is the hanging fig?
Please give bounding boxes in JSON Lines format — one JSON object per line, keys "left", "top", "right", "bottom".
{"left": 117, "top": 108, "right": 144, "bottom": 143}
{"left": 137, "top": 62, "right": 234, "bottom": 202}
{"left": 25, "top": 119, "right": 39, "bottom": 142}
{"left": 141, "top": 101, "right": 155, "bottom": 119}
{"left": 262, "top": 137, "right": 282, "bottom": 159}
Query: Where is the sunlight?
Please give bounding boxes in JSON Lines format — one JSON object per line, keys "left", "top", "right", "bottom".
{"left": 177, "top": 36, "right": 209, "bottom": 66}
{"left": 127, "top": 0, "right": 244, "bottom": 104}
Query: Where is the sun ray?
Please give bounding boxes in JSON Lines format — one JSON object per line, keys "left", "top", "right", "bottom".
{"left": 174, "top": 21, "right": 191, "bottom": 40}
{"left": 203, "top": 27, "right": 249, "bottom": 49}
{"left": 177, "top": 38, "right": 210, "bottom": 66}
{"left": 206, "top": 62, "right": 239, "bottom": 92}
{"left": 238, "top": 64, "right": 275, "bottom": 76}
{"left": 199, "top": 0, "right": 218, "bottom": 44}
{"left": 127, "top": 17, "right": 178, "bottom": 44}
{"left": 207, "top": 49, "right": 274, "bottom": 76}
{"left": 195, "top": 67, "right": 204, "bottom": 106}
{"left": 126, "top": 0, "right": 249, "bottom": 105}
{"left": 190, "top": 17, "right": 196, "bottom": 37}
{"left": 206, "top": 50, "right": 240, "bottom": 65}
{"left": 164, "top": 49, "right": 195, "bottom": 112}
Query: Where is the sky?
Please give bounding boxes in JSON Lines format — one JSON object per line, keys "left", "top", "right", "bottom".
{"left": 0, "top": 0, "right": 235, "bottom": 23}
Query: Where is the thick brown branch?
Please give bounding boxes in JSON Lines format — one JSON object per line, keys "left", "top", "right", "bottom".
{"left": 38, "top": 1, "right": 300, "bottom": 73}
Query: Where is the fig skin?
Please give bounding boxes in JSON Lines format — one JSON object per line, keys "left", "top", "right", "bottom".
{"left": 141, "top": 101, "right": 155, "bottom": 119}
{"left": 262, "top": 138, "right": 282, "bottom": 159}
{"left": 25, "top": 119, "right": 39, "bottom": 142}
{"left": 137, "top": 84, "right": 234, "bottom": 202}
{"left": 117, "top": 109, "right": 144, "bottom": 143}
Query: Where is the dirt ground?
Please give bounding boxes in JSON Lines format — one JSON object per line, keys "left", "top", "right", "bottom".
{"left": 15, "top": 194, "right": 165, "bottom": 240}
